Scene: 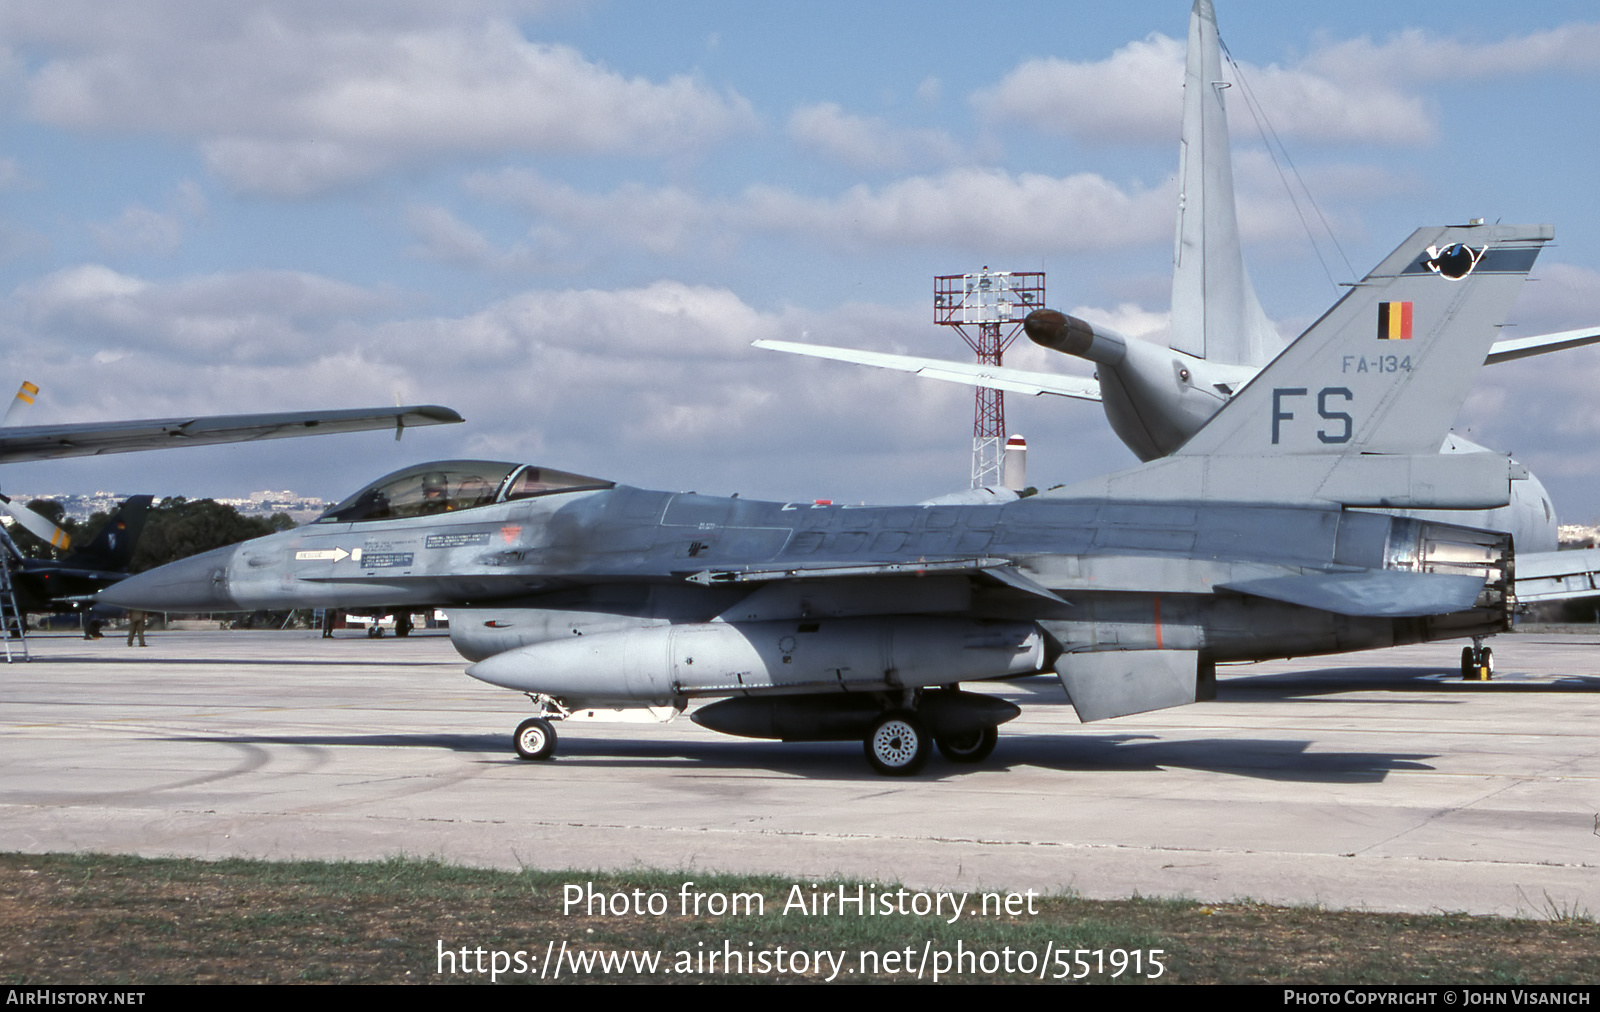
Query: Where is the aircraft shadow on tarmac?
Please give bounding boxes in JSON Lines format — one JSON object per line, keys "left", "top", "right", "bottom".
{"left": 997, "top": 733, "right": 1434, "bottom": 783}
{"left": 87, "top": 654, "right": 459, "bottom": 670}
{"left": 161, "top": 729, "right": 1433, "bottom": 784}
{"left": 1214, "top": 666, "right": 1600, "bottom": 700}
{"left": 142, "top": 661, "right": 1599, "bottom": 783}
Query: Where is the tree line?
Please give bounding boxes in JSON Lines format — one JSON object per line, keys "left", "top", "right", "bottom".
{"left": 14, "top": 496, "right": 297, "bottom": 572}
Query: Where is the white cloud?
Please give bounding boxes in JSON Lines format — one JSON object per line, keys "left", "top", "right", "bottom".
{"left": 88, "top": 182, "right": 209, "bottom": 258}
{"left": 405, "top": 204, "right": 499, "bottom": 267}
{"left": 1304, "top": 24, "right": 1600, "bottom": 84}
{"left": 970, "top": 22, "right": 1600, "bottom": 147}
{"left": 1506, "top": 262, "right": 1600, "bottom": 337}
{"left": 1445, "top": 262, "right": 1600, "bottom": 511}
{"left": 973, "top": 34, "right": 1187, "bottom": 143}
{"left": 15, "top": 264, "right": 392, "bottom": 360}
{"left": 1071, "top": 302, "right": 1171, "bottom": 342}
{"left": 786, "top": 102, "right": 960, "bottom": 171}
{"left": 741, "top": 170, "right": 1174, "bottom": 253}
{"left": 90, "top": 206, "right": 183, "bottom": 257}
{"left": 0, "top": 264, "right": 1015, "bottom": 501}
{"left": 11, "top": 6, "right": 756, "bottom": 195}
{"left": 468, "top": 170, "right": 713, "bottom": 257}
{"left": 473, "top": 167, "right": 1177, "bottom": 258}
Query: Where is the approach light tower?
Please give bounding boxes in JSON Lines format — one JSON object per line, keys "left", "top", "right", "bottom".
{"left": 933, "top": 267, "right": 1045, "bottom": 488}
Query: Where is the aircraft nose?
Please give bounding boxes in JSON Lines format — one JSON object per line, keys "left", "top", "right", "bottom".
{"left": 99, "top": 545, "right": 238, "bottom": 612}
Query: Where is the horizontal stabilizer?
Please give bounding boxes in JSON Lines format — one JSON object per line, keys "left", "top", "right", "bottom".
{"left": 1049, "top": 451, "right": 1515, "bottom": 509}
{"left": 1057, "top": 649, "right": 1201, "bottom": 722}
{"left": 1219, "top": 570, "right": 1488, "bottom": 617}
{"left": 753, "top": 340, "right": 1101, "bottom": 401}
{"left": 1315, "top": 452, "right": 1518, "bottom": 508}
{"left": 1512, "top": 548, "right": 1600, "bottom": 603}
{"left": 1486, "top": 326, "right": 1600, "bottom": 365}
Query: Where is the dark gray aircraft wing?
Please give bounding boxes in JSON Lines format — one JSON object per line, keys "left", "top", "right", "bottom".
{"left": 0, "top": 405, "right": 463, "bottom": 464}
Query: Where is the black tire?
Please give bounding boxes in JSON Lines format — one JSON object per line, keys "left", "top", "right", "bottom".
{"left": 1482, "top": 647, "right": 1494, "bottom": 679}
{"left": 514, "top": 717, "right": 558, "bottom": 761}
{"left": 863, "top": 711, "right": 930, "bottom": 776}
{"left": 1461, "top": 646, "right": 1475, "bottom": 680}
{"left": 936, "top": 724, "right": 998, "bottom": 764}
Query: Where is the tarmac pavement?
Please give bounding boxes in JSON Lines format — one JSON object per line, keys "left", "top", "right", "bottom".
{"left": 2, "top": 627, "right": 1597, "bottom": 917}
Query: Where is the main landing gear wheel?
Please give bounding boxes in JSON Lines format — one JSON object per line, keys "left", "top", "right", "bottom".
{"left": 864, "top": 711, "right": 930, "bottom": 776}
{"left": 514, "top": 717, "right": 558, "bottom": 761}
{"left": 936, "top": 725, "right": 999, "bottom": 764}
{"left": 1461, "top": 645, "right": 1494, "bottom": 681}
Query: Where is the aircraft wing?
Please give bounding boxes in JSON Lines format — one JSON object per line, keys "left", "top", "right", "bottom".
{"left": 752, "top": 339, "right": 1102, "bottom": 401}
{"left": 0, "top": 405, "right": 463, "bottom": 464}
{"left": 1486, "top": 326, "right": 1600, "bottom": 365}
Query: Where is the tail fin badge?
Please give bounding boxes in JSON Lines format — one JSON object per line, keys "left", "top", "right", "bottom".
{"left": 1422, "top": 243, "right": 1484, "bottom": 280}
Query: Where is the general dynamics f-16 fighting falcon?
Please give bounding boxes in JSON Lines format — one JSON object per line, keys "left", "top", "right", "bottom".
{"left": 106, "top": 219, "right": 1558, "bottom": 774}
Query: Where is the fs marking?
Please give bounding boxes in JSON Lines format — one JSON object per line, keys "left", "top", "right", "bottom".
{"left": 1271, "top": 387, "right": 1353, "bottom": 444}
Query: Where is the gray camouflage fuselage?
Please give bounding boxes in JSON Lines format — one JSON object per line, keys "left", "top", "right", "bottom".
{"left": 113, "top": 480, "right": 1509, "bottom": 709}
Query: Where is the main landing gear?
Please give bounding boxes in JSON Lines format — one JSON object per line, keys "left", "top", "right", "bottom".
{"left": 861, "top": 711, "right": 1001, "bottom": 776}
{"left": 509, "top": 689, "right": 1016, "bottom": 774}
{"left": 1461, "top": 638, "right": 1494, "bottom": 681}
{"left": 864, "top": 711, "right": 930, "bottom": 775}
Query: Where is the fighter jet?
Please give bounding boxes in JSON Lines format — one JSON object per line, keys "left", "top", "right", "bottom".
{"left": 2, "top": 494, "right": 153, "bottom": 624}
{"left": 104, "top": 218, "right": 1550, "bottom": 774}
{"left": 754, "top": 0, "right": 1592, "bottom": 555}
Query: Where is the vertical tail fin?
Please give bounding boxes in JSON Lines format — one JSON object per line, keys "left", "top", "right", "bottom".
{"left": 1168, "top": 0, "right": 1281, "bottom": 367}
{"left": 1176, "top": 222, "right": 1549, "bottom": 459}
{"left": 62, "top": 495, "right": 153, "bottom": 571}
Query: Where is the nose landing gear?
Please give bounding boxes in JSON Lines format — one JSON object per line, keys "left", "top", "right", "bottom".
{"left": 1461, "top": 639, "right": 1494, "bottom": 681}
{"left": 514, "top": 717, "right": 557, "bottom": 760}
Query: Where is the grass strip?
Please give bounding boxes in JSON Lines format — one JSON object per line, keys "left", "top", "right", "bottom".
{"left": 1, "top": 852, "right": 1595, "bottom": 984}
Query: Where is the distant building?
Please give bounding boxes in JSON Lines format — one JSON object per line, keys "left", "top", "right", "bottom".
{"left": 1558, "top": 524, "right": 1600, "bottom": 550}
{"left": 4, "top": 490, "right": 331, "bottom": 525}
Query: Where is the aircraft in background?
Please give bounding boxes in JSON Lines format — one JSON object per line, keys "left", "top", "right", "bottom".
{"left": 0, "top": 494, "right": 153, "bottom": 626}
{"left": 754, "top": 0, "right": 1594, "bottom": 559}
{"left": 105, "top": 218, "right": 1577, "bottom": 773}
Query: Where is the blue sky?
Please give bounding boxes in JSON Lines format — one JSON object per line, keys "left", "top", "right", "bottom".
{"left": 4, "top": 1, "right": 1600, "bottom": 519}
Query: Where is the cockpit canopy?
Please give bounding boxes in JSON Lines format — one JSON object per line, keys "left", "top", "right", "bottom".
{"left": 314, "top": 460, "right": 614, "bottom": 524}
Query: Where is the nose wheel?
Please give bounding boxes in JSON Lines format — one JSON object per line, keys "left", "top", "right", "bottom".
{"left": 1461, "top": 642, "right": 1494, "bottom": 681}
{"left": 514, "top": 717, "right": 558, "bottom": 760}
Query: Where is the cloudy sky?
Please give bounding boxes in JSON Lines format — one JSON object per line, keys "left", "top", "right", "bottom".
{"left": 4, "top": 0, "right": 1600, "bottom": 520}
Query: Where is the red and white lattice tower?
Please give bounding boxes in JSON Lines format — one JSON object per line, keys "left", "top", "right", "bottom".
{"left": 933, "top": 268, "right": 1045, "bottom": 488}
